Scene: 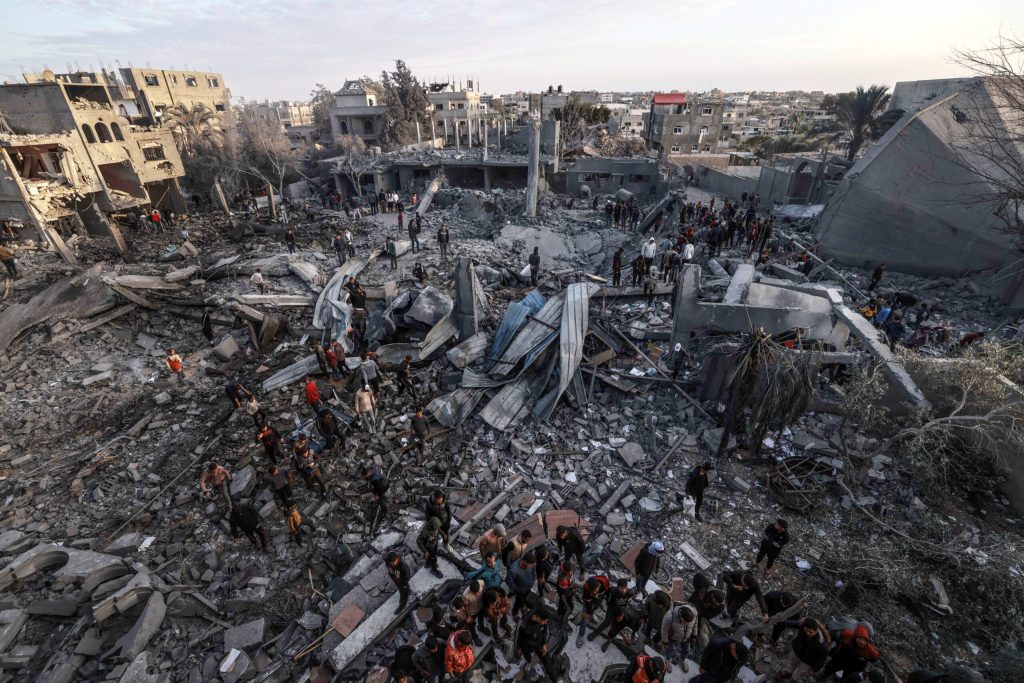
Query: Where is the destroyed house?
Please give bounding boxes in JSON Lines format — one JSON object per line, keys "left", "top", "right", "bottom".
{"left": 0, "top": 80, "right": 186, "bottom": 255}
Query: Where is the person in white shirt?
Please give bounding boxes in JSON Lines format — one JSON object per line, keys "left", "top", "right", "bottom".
{"left": 640, "top": 237, "right": 657, "bottom": 273}
{"left": 250, "top": 268, "right": 265, "bottom": 294}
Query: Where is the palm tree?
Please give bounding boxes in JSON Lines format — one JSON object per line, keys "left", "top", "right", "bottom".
{"left": 831, "top": 85, "right": 891, "bottom": 161}
{"left": 163, "top": 103, "right": 223, "bottom": 158}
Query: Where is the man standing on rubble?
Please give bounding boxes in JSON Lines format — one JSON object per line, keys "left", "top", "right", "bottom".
{"left": 721, "top": 569, "right": 769, "bottom": 624}
{"left": 229, "top": 502, "right": 272, "bottom": 553}
{"left": 257, "top": 423, "right": 284, "bottom": 463}
{"left": 285, "top": 228, "right": 296, "bottom": 254}
{"left": 417, "top": 517, "right": 447, "bottom": 579}
{"left": 201, "top": 308, "right": 215, "bottom": 345}
{"left": 343, "top": 228, "right": 355, "bottom": 258}
{"left": 696, "top": 636, "right": 749, "bottom": 683}
{"left": 644, "top": 269, "right": 658, "bottom": 308}
{"left": 685, "top": 462, "right": 714, "bottom": 521}
{"left": 868, "top": 263, "right": 886, "bottom": 291}
{"left": 577, "top": 572, "right": 611, "bottom": 645}
{"left": 316, "top": 405, "right": 342, "bottom": 453}
{"left": 411, "top": 408, "right": 431, "bottom": 459}
{"left": 385, "top": 236, "right": 398, "bottom": 270}
{"left": 333, "top": 233, "right": 346, "bottom": 266}
{"left": 266, "top": 465, "right": 294, "bottom": 509}
{"left": 556, "top": 525, "right": 587, "bottom": 568}
{"left": 437, "top": 223, "right": 451, "bottom": 260}
{"left": 355, "top": 384, "right": 377, "bottom": 433}
{"left": 385, "top": 551, "right": 412, "bottom": 613}
{"left": 409, "top": 216, "right": 420, "bottom": 253}
{"left": 755, "top": 518, "right": 790, "bottom": 578}
{"left": 612, "top": 248, "right": 624, "bottom": 287}
{"left": 199, "top": 461, "right": 233, "bottom": 513}
{"left": 304, "top": 375, "right": 321, "bottom": 408}
{"left": 517, "top": 605, "right": 558, "bottom": 681}
{"left": 507, "top": 550, "right": 538, "bottom": 617}
{"left": 589, "top": 578, "right": 635, "bottom": 642}
{"left": 291, "top": 434, "right": 328, "bottom": 497}
{"left": 397, "top": 355, "right": 418, "bottom": 400}
{"left": 250, "top": 268, "right": 265, "bottom": 294}
{"left": 634, "top": 540, "right": 665, "bottom": 593}
{"left": 641, "top": 237, "right": 657, "bottom": 274}
{"left": 362, "top": 461, "right": 390, "bottom": 514}
{"left": 528, "top": 246, "right": 541, "bottom": 286}
{"left": 397, "top": 205, "right": 405, "bottom": 235}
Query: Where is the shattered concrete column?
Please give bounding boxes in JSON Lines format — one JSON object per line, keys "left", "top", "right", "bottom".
{"left": 484, "top": 166, "right": 491, "bottom": 192}
{"left": 552, "top": 120, "right": 561, "bottom": 173}
{"left": 466, "top": 117, "right": 472, "bottom": 149}
{"left": 430, "top": 118, "right": 436, "bottom": 148}
{"left": 670, "top": 264, "right": 700, "bottom": 354}
{"left": 213, "top": 179, "right": 230, "bottom": 215}
{"left": 526, "top": 120, "right": 541, "bottom": 218}
{"left": 415, "top": 120, "right": 421, "bottom": 144}
{"left": 455, "top": 121, "right": 461, "bottom": 152}
{"left": 266, "top": 182, "right": 277, "bottom": 220}
{"left": 443, "top": 119, "right": 449, "bottom": 147}
{"left": 483, "top": 123, "right": 489, "bottom": 161}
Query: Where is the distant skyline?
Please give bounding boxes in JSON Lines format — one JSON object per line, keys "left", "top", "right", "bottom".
{"left": 2, "top": 0, "right": 1020, "bottom": 102}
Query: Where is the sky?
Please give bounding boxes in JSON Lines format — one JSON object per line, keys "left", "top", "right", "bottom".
{"left": 1, "top": 0, "right": 1021, "bottom": 102}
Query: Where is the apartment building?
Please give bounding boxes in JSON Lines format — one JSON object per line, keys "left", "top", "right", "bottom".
{"left": 0, "top": 79, "right": 186, "bottom": 256}
{"left": 329, "top": 79, "right": 386, "bottom": 144}
{"left": 118, "top": 68, "right": 231, "bottom": 126}
{"left": 646, "top": 93, "right": 725, "bottom": 156}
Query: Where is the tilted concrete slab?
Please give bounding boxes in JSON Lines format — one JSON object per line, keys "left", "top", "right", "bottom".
{"left": 328, "top": 557, "right": 464, "bottom": 672}
{"left": 110, "top": 591, "right": 166, "bottom": 659}
{"left": 723, "top": 264, "right": 755, "bottom": 304}
{"left": 834, "top": 305, "right": 929, "bottom": 407}
{"left": 562, "top": 632, "right": 696, "bottom": 683}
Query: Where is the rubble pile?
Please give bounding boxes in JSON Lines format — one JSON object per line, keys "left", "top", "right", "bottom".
{"left": 0, "top": 180, "right": 1020, "bottom": 683}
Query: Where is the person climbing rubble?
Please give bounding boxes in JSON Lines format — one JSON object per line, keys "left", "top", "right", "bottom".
{"left": 362, "top": 461, "right": 390, "bottom": 514}
{"left": 685, "top": 462, "right": 714, "bottom": 521}
{"left": 229, "top": 503, "right": 271, "bottom": 553}
{"left": 528, "top": 246, "right": 541, "bottom": 286}
{"left": 417, "top": 517, "right": 447, "bottom": 579}
{"left": 199, "top": 461, "right": 232, "bottom": 512}
{"left": 249, "top": 267, "right": 265, "bottom": 294}
{"left": 397, "top": 355, "right": 418, "bottom": 400}
{"left": 224, "top": 380, "right": 253, "bottom": 410}
{"left": 720, "top": 569, "right": 768, "bottom": 624}
{"left": 755, "top": 518, "right": 790, "bottom": 578}
{"left": 291, "top": 434, "right": 327, "bottom": 497}
{"left": 588, "top": 577, "right": 635, "bottom": 642}
{"left": 555, "top": 524, "right": 587, "bottom": 568}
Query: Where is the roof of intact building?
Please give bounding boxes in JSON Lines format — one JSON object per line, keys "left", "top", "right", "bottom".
{"left": 653, "top": 93, "right": 687, "bottom": 105}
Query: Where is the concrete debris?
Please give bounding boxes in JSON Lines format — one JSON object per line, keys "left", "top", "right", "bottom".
{"left": 0, "top": 128, "right": 1017, "bottom": 683}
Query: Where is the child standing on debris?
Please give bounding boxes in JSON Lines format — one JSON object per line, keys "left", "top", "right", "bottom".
{"left": 165, "top": 348, "right": 183, "bottom": 383}
{"left": 250, "top": 268, "right": 265, "bottom": 294}
{"left": 285, "top": 502, "right": 316, "bottom": 545}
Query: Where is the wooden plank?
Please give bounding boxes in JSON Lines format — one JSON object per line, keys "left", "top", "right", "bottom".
{"left": 101, "top": 277, "right": 159, "bottom": 309}
{"left": 454, "top": 475, "right": 524, "bottom": 542}
{"left": 49, "top": 304, "right": 135, "bottom": 345}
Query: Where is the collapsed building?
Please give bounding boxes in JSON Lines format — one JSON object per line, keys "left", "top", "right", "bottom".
{"left": 0, "top": 78, "right": 187, "bottom": 260}
{"left": 812, "top": 77, "right": 1024, "bottom": 304}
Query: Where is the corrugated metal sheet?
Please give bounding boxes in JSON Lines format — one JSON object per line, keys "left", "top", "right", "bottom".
{"left": 490, "top": 291, "right": 564, "bottom": 379}
{"left": 428, "top": 387, "right": 486, "bottom": 427}
{"left": 550, "top": 282, "right": 597, "bottom": 416}
{"left": 487, "top": 289, "right": 545, "bottom": 368}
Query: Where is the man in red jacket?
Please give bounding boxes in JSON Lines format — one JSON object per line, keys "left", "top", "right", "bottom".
{"left": 304, "top": 375, "right": 321, "bottom": 407}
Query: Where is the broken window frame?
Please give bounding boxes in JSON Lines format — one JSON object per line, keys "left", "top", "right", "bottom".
{"left": 144, "top": 74, "right": 159, "bottom": 86}
{"left": 142, "top": 145, "right": 166, "bottom": 161}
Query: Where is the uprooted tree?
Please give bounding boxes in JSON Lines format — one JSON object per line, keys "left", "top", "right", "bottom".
{"left": 331, "top": 134, "right": 376, "bottom": 197}
{"left": 822, "top": 343, "right": 1024, "bottom": 653}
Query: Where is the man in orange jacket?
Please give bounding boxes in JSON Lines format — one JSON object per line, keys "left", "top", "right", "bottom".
{"left": 444, "top": 630, "right": 474, "bottom": 681}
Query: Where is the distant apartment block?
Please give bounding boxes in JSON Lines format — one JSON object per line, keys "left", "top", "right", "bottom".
{"left": 646, "top": 93, "right": 725, "bottom": 156}
{"left": 329, "top": 79, "right": 385, "bottom": 144}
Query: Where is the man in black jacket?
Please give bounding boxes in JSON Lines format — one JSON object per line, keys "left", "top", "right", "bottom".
{"left": 389, "top": 643, "right": 419, "bottom": 683}
{"left": 555, "top": 525, "right": 586, "bottom": 568}
{"left": 516, "top": 606, "right": 557, "bottom": 681}
{"left": 755, "top": 518, "right": 790, "bottom": 577}
{"left": 588, "top": 578, "right": 634, "bottom": 641}
{"left": 417, "top": 518, "right": 447, "bottom": 579}
{"left": 778, "top": 617, "right": 829, "bottom": 681}
{"left": 413, "top": 636, "right": 444, "bottom": 683}
{"left": 386, "top": 551, "right": 412, "bottom": 613}
{"left": 685, "top": 463, "right": 714, "bottom": 521}
{"left": 528, "top": 247, "right": 541, "bottom": 286}
{"left": 362, "top": 462, "right": 390, "bottom": 514}
{"left": 229, "top": 503, "right": 271, "bottom": 553}
{"left": 598, "top": 605, "right": 644, "bottom": 653}
{"left": 424, "top": 489, "right": 453, "bottom": 534}
{"left": 696, "top": 635, "right": 749, "bottom": 683}
{"left": 634, "top": 541, "right": 665, "bottom": 594}
{"left": 721, "top": 570, "right": 768, "bottom": 623}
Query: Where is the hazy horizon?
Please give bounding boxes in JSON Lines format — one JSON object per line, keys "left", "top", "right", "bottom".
{"left": 2, "top": 0, "right": 1020, "bottom": 103}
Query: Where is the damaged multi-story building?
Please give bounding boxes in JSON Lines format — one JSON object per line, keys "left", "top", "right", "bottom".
{"left": 646, "top": 92, "right": 726, "bottom": 159}
{"left": 0, "top": 76, "right": 186, "bottom": 260}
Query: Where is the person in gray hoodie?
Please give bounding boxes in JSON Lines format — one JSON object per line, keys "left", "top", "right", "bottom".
{"left": 660, "top": 602, "right": 698, "bottom": 673}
